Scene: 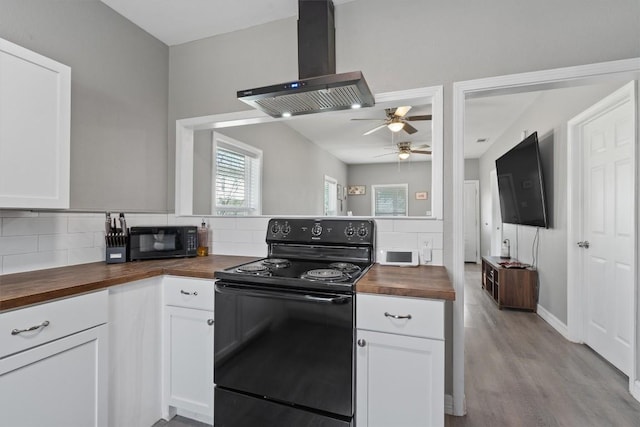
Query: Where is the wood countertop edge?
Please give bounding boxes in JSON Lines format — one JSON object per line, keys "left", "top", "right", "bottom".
{"left": 1, "top": 260, "right": 455, "bottom": 311}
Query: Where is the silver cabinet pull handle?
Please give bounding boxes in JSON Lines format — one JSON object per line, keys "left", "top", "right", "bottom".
{"left": 384, "top": 312, "right": 412, "bottom": 320}
{"left": 357, "top": 339, "right": 366, "bottom": 347}
{"left": 207, "top": 319, "right": 214, "bottom": 326}
{"left": 12, "top": 320, "right": 50, "bottom": 336}
{"left": 180, "top": 290, "right": 198, "bottom": 296}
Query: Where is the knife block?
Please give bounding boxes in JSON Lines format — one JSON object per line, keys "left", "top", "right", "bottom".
{"left": 105, "top": 234, "right": 128, "bottom": 264}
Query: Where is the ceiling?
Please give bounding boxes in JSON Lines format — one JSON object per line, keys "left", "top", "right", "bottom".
{"left": 99, "top": 0, "right": 541, "bottom": 163}
{"left": 100, "top": 0, "right": 356, "bottom": 46}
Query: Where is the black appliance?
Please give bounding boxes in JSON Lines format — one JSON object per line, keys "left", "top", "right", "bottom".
{"left": 495, "top": 131, "right": 549, "bottom": 228}
{"left": 214, "top": 218, "right": 375, "bottom": 427}
{"left": 128, "top": 226, "right": 197, "bottom": 261}
{"left": 236, "top": 0, "right": 375, "bottom": 118}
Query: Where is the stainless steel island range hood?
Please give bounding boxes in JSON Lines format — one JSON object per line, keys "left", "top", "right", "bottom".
{"left": 237, "top": 0, "right": 375, "bottom": 118}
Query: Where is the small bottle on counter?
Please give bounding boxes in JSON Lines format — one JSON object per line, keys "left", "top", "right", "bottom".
{"left": 197, "top": 219, "right": 209, "bottom": 256}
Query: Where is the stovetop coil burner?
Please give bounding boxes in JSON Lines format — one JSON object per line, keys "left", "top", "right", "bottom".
{"left": 262, "top": 258, "right": 291, "bottom": 268}
{"left": 236, "top": 264, "right": 271, "bottom": 276}
{"left": 328, "top": 262, "right": 361, "bottom": 273}
{"left": 301, "top": 268, "right": 350, "bottom": 282}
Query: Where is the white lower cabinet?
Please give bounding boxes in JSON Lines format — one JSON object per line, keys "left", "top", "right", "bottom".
{"left": 0, "top": 291, "right": 108, "bottom": 427}
{"left": 356, "top": 294, "right": 445, "bottom": 427}
{"left": 162, "top": 276, "right": 215, "bottom": 425}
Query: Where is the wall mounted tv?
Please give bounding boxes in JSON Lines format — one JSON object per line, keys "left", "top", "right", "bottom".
{"left": 495, "top": 131, "right": 549, "bottom": 228}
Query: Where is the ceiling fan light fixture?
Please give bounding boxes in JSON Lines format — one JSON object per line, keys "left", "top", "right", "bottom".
{"left": 398, "top": 151, "right": 411, "bottom": 160}
{"left": 387, "top": 122, "right": 405, "bottom": 132}
{"left": 351, "top": 103, "right": 362, "bottom": 109}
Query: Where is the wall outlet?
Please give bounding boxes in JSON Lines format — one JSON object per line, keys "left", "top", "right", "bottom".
{"left": 421, "top": 240, "right": 433, "bottom": 263}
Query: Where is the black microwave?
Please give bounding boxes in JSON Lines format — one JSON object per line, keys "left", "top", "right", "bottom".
{"left": 129, "top": 226, "right": 198, "bottom": 261}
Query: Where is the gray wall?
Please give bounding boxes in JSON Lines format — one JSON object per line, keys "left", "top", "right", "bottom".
{"left": 217, "top": 123, "right": 348, "bottom": 215}
{"left": 347, "top": 162, "right": 431, "bottom": 216}
{"left": 0, "top": 0, "right": 169, "bottom": 212}
{"left": 478, "top": 82, "right": 625, "bottom": 324}
{"left": 464, "top": 159, "right": 480, "bottom": 181}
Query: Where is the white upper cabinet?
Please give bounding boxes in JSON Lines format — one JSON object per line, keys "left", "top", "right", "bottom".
{"left": 0, "top": 37, "right": 70, "bottom": 209}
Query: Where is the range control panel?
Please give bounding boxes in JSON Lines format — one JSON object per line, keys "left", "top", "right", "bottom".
{"left": 266, "top": 218, "right": 375, "bottom": 245}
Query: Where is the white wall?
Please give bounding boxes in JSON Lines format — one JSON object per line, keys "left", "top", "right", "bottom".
{"left": 477, "top": 81, "right": 626, "bottom": 324}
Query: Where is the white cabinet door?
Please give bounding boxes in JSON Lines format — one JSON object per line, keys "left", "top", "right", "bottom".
{"left": 0, "top": 325, "right": 108, "bottom": 427}
{"left": 356, "top": 330, "right": 444, "bottom": 427}
{"left": 0, "top": 37, "right": 70, "bottom": 209}
{"left": 164, "top": 306, "right": 214, "bottom": 423}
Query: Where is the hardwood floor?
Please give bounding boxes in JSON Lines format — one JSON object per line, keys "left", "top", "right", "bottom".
{"left": 446, "top": 263, "right": 640, "bottom": 427}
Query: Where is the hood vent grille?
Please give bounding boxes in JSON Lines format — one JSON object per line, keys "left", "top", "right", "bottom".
{"left": 243, "top": 72, "right": 373, "bottom": 118}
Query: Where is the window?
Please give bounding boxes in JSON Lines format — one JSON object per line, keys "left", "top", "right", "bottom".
{"left": 372, "top": 184, "right": 408, "bottom": 216}
{"left": 324, "top": 175, "right": 338, "bottom": 216}
{"left": 213, "top": 132, "right": 262, "bottom": 216}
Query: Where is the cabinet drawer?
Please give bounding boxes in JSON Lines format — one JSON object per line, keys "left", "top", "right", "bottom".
{"left": 0, "top": 290, "right": 108, "bottom": 358}
{"left": 163, "top": 276, "right": 215, "bottom": 311}
{"left": 356, "top": 293, "right": 444, "bottom": 340}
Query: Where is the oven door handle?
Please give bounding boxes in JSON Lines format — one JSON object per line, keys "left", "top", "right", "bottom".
{"left": 215, "top": 284, "right": 351, "bottom": 305}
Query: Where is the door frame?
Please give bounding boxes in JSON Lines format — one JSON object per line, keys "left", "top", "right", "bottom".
{"left": 464, "top": 180, "right": 480, "bottom": 263}
{"left": 452, "top": 58, "right": 640, "bottom": 414}
{"left": 566, "top": 81, "right": 637, "bottom": 376}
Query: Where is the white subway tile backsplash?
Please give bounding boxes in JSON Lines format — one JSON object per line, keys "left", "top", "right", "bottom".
{"left": 0, "top": 236, "right": 38, "bottom": 256}
{"left": 377, "top": 232, "right": 419, "bottom": 249}
{"left": 3, "top": 250, "right": 68, "bottom": 274}
{"left": 393, "top": 219, "right": 443, "bottom": 233}
{"left": 2, "top": 216, "right": 67, "bottom": 236}
{"left": 39, "top": 232, "right": 94, "bottom": 252}
{"left": 0, "top": 212, "right": 445, "bottom": 275}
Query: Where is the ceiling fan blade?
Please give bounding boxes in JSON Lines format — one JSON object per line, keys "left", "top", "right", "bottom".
{"left": 402, "top": 122, "right": 418, "bottom": 134}
{"left": 410, "top": 150, "right": 432, "bottom": 154}
{"left": 373, "top": 152, "right": 396, "bottom": 158}
{"left": 393, "top": 106, "right": 412, "bottom": 117}
{"left": 414, "top": 144, "right": 431, "bottom": 149}
{"left": 404, "top": 114, "right": 432, "bottom": 121}
{"left": 363, "top": 124, "right": 387, "bottom": 136}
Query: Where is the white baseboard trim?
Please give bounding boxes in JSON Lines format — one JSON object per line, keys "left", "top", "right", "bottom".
{"left": 632, "top": 380, "right": 640, "bottom": 403}
{"left": 445, "top": 394, "right": 454, "bottom": 415}
{"left": 537, "top": 304, "right": 570, "bottom": 340}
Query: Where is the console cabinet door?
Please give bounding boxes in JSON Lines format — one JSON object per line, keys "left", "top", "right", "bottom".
{"left": 164, "top": 306, "right": 214, "bottom": 423}
{"left": 356, "top": 330, "right": 444, "bottom": 427}
{"left": 0, "top": 325, "right": 108, "bottom": 427}
{"left": 0, "top": 37, "right": 70, "bottom": 209}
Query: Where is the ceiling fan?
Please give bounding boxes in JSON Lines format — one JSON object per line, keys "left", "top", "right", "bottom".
{"left": 376, "top": 141, "right": 432, "bottom": 160}
{"left": 352, "top": 106, "right": 432, "bottom": 136}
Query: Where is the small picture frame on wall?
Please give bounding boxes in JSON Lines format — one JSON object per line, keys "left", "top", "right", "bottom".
{"left": 415, "top": 191, "right": 428, "bottom": 200}
{"left": 347, "top": 185, "right": 366, "bottom": 195}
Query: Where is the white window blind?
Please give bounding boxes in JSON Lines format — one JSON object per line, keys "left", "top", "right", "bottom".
{"left": 324, "top": 175, "right": 338, "bottom": 216}
{"left": 213, "top": 133, "right": 262, "bottom": 216}
{"left": 372, "top": 184, "right": 408, "bottom": 216}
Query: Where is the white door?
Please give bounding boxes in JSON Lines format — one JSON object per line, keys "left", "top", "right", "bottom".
{"left": 464, "top": 180, "right": 479, "bottom": 262}
{"left": 580, "top": 82, "right": 635, "bottom": 376}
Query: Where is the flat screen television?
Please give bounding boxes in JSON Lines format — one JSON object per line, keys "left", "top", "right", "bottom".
{"left": 495, "top": 131, "right": 549, "bottom": 228}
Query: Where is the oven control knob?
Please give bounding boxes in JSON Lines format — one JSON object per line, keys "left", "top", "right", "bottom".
{"left": 311, "top": 224, "right": 323, "bottom": 236}
{"left": 282, "top": 224, "right": 291, "bottom": 235}
{"left": 344, "top": 226, "right": 355, "bottom": 237}
{"left": 357, "top": 226, "right": 369, "bottom": 237}
{"left": 270, "top": 223, "right": 281, "bottom": 234}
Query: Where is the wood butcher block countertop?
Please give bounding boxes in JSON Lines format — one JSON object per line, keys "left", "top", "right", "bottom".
{"left": 0, "top": 257, "right": 454, "bottom": 311}
{"left": 356, "top": 264, "right": 455, "bottom": 301}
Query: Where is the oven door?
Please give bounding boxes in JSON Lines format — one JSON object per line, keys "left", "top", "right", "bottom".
{"left": 214, "top": 281, "right": 354, "bottom": 425}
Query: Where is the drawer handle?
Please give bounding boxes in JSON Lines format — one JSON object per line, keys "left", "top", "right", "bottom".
{"left": 180, "top": 290, "right": 198, "bottom": 296}
{"left": 207, "top": 319, "right": 214, "bottom": 326}
{"left": 384, "top": 312, "right": 412, "bottom": 320}
{"left": 11, "top": 320, "right": 50, "bottom": 336}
